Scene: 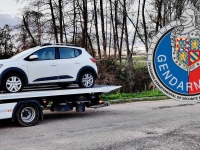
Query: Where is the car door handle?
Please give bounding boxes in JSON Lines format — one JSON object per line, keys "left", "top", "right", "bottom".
{"left": 75, "top": 62, "right": 80, "bottom": 64}
{"left": 51, "top": 64, "right": 57, "bottom": 66}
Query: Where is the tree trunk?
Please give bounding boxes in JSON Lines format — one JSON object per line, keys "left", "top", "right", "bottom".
{"left": 110, "top": 0, "right": 117, "bottom": 59}
{"left": 93, "top": 0, "right": 101, "bottom": 59}
{"left": 123, "top": 0, "right": 130, "bottom": 61}
{"left": 114, "top": 0, "right": 119, "bottom": 52}
{"left": 82, "top": 0, "right": 88, "bottom": 48}
{"left": 142, "top": 0, "right": 148, "bottom": 52}
{"left": 119, "top": 18, "right": 125, "bottom": 64}
{"left": 58, "top": 0, "right": 63, "bottom": 43}
{"left": 36, "top": 3, "right": 41, "bottom": 45}
{"left": 49, "top": 0, "right": 58, "bottom": 43}
{"left": 72, "top": 0, "right": 76, "bottom": 43}
{"left": 100, "top": 0, "right": 107, "bottom": 58}
{"left": 131, "top": 0, "right": 140, "bottom": 53}
{"left": 63, "top": 16, "right": 67, "bottom": 43}
{"left": 155, "top": 0, "right": 163, "bottom": 32}
{"left": 23, "top": 15, "right": 36, "bottom": 45}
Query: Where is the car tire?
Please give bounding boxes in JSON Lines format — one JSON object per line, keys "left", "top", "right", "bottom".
{"left": 2, "top": 73, "right": 24, "bottom": 93}
{"left": 78, "top": 71, "right": 95, "bottom": 88}
{"left": 16, "top": 103, "right": 40, "bottom": 127}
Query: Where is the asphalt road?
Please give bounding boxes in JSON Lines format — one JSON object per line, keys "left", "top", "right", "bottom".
{"left": 1, "top": 100, "right": 200, "bottom": 150}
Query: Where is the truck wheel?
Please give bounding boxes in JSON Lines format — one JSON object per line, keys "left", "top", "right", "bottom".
{"left": 78, "top": 71, "right": 95, "bottom": 88}
{"left": 2, "top": 73, "right": 24, "bottom": 93}
{"left": 16, "top": 103, "right": 40, "bottom": 127}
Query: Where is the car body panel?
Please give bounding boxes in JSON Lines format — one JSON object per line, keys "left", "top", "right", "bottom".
{"left": 0, "top": 45, "right": 98, "bottom": 88}
{"left": 26, "top": 60, "right": 58, "bottom": 84}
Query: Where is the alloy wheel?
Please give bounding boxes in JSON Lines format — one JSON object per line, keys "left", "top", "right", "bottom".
{"left": 82, "top": 74, "right": 94, "bottom": 87}
{"left": 6, "top": 76, "right": 22, "bottom": 92}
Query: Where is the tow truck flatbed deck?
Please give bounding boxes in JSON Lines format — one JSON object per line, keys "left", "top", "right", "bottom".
{"left": 0, "top": 85, "right": 121, "bottom": 126}
{"left": 0, "top": 85, "right": 121, "bottom": 101}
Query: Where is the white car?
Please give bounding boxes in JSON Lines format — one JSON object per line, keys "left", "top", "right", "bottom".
{"left": 0, "top": 44, "right": 98, "bottom": 93}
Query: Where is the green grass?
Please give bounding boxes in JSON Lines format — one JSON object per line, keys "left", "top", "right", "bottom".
{"left": 121, "top": 56, "right": 147, "bottom": 61}
{"left": 118, "top": 56, "right": 147, "bottom": 68}
{"left": 108, "top": 96, "right": 169, "bottom": 104}
{"left": 132, "top": 56, "right": 147, "bottom": 61}
{"left": 132, "top": 56, "right": 147, "bottom": 68}
{"left": 134, "top": 62, "right": 146, "bottom": 68}
{"left": 101, "top": 89, "right": 166, "bottom": 101}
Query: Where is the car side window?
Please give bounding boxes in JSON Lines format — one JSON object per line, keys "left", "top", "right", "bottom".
{"left": 33, "top": 47, "right": 55, "bottom": 60}
{"left": 59, "top": 47, "right": 76, "bottom": 59}
{"left": 75, "top": 49, "right": 81, "bottom": 57}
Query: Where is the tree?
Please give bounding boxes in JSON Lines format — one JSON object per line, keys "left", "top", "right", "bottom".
{"left": 142, "top": 0, "right": 148, "bottom": 52}
{"left": 58, "top": 0, "right": 64, "bottom": 43}
{"left": 49, "top": 0, "right": 59, "bottom": 43}
{"left": 100, "top": 0, "right": 107, "bottom": 58}
{"left": 0, "top": 25, "right": 14, "bottom": 58}
{"left": 93, "top": 0, "right": 101, "bottom": 59}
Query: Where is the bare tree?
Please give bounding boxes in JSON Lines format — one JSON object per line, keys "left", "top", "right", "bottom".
{"left": 49, "top": 0, "right": 59, "bottom": 43}
{"left": 142, "top": 0, "right": 148, "bottom": 52}
{"left": 93, "top": 0, "right": 101, "bottom": 59}
{"left": 100, "top": 0, "right": 107, "bottom": 58}
{"left": 58, "top": 0, "right": 63, "bottom": 43}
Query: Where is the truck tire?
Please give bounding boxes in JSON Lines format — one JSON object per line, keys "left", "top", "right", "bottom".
{"left": 2, "top": 73, "right": 24, "bottom": 93}
{"left": 78, "top": 71, "right": 95, "bottom": 88}
{"left": 16, "top": 103, "right": 40, "bottom": 127}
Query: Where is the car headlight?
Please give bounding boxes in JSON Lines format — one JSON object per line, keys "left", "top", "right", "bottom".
{"left": 0, "top": 64, "right": 3, "bottom": 68}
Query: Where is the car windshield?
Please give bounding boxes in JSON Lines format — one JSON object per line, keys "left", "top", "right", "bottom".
{"left": 10, "top": 47, "right": 37, "bottom": 59}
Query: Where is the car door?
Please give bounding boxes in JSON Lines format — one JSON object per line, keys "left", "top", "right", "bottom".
{"left": 26, "top": 47, "right": 58, "bottom": 84}
{"left": 57, "top": 47, "right": 82, "bottom": 82}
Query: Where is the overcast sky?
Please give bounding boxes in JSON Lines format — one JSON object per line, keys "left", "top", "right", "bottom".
{"left": 0, "top": 0, "right": 26, "bottom": 28}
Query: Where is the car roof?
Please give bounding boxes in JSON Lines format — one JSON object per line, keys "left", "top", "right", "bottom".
{"left": 40, "top": 44, "right": 85, "bottom": 51}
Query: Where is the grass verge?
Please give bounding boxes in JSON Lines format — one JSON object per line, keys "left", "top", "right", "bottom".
{"left": 106, "top": 96, "right": 169, "bottom": 104}
{"left": 102, "top": 89, "right": 165, "bottom": 100}
{"left": 101, "top": 89, "right": 169, "bottom": 104}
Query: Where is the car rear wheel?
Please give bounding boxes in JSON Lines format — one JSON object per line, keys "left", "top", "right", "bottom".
{"left": 2, "top": 73, "right": 24, "bottom": 93}
{"left": 78, "top": 71, "right": 95, "bottom": 88}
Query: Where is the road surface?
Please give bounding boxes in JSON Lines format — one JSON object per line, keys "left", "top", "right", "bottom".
{"left": 1, "top": 100, "right": 200, "bottom": 150}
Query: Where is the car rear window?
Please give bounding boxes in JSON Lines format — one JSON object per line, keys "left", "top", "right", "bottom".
{"left": 59, "top": 47, "right": 81, "bottom": 59}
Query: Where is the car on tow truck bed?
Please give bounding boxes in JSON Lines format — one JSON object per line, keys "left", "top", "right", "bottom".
{"left": 0, "top": 43, "right": 97, "bottom": 93}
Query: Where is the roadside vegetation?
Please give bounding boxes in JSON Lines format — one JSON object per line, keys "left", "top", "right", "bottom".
{"left": 104, "top": 96, "right": 169, "bottom": 104}
{"left": 102, "top": 89, "right": 165, "bottom": 100}
{"left": 96, "top": 56, "right": 169, "bottom": 103}
{"left": 101, "top": 88, "right": 169, "bottom": 104}
{"left": 96, "top": 57, "right": 151, "bottom": 93}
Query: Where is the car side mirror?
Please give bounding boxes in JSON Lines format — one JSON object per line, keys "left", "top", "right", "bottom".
{"left": 29, "top": 55, "right": 38, "bottom": 60}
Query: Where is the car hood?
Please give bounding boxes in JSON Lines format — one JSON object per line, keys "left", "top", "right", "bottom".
{"left": 0, "top": 58, "right": 18, "bottom": 64}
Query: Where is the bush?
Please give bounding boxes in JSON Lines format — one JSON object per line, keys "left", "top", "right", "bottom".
{"left": 0, "top": 51, "right": 14, "bottom": 59}
{"left": 96, "top": 59, "right": 152, "bottom": 93}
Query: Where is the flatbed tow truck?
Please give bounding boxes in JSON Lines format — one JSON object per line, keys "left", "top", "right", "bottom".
{"left": 0, "top": 85, "right": 121, "bottom": 127}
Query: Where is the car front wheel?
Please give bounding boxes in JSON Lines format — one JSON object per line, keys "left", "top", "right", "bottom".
{"left": 78, "top": 71, "right": 95, "bottom": 88}
{"left": 2, "top": 73, "right": 24, "bottom": 93}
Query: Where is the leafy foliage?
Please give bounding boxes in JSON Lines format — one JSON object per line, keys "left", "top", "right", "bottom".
{"left": 0, "top": 25, "right": 14, "bottom": 59}
{"left": 101, "top": 89, "right": 165, "bottom": 100}
{"left": 96, "top": 59, "right": 152, "bottom": 93}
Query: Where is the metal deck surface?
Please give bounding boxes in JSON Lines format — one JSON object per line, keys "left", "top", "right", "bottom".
{"left": 0, "top": 85, "right": 121, "bottom": 101}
